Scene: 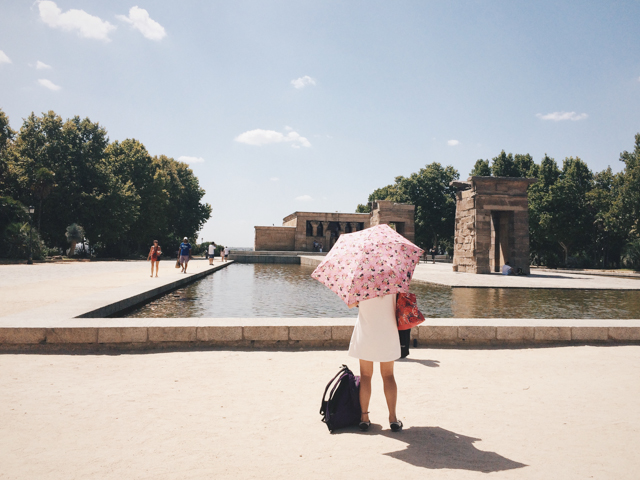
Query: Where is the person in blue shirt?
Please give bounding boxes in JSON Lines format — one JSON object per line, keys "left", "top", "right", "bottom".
{"left": 179, "top": 237, "right": 192, "bottom": 273}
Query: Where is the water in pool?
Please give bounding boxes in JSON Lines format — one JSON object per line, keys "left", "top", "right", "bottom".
{"left": 123, "top": 263, "right": 640, "bottom": 319}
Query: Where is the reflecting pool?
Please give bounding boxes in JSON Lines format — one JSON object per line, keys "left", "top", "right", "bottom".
{"left": 123, "top": 263, "right": 640, "bottom": 319}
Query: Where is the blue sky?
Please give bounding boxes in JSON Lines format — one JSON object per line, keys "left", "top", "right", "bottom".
{"left": 1, "top": 1, "right": 639, "bottom": 247}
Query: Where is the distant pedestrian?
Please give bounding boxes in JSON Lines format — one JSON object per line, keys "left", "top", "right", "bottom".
{"left": 208, "top": 242, "right": 216, "bottom": 265}
{"left": 319, "top": 242, "right": 323, "bottom": 253}
{"left": 147, "top": 240, "right": 162, "bottom": 277}
{"left": 430, "top": 246, "right": 436, "bottom": 264}
{"left": 501, "top": 261, "right": 514, "bottom": 275}
{"left": 179, "top": 237, "right": 192, "bottom": 273}
{"left": 223, "top": 246, "right": 230, "bottom": 262}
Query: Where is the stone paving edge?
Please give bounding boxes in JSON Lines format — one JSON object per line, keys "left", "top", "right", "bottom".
{"left": 2, "top": 323, "right": 640, "bottom": 350}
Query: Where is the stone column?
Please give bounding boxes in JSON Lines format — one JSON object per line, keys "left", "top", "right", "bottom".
{"left": 323, "top": 223, "right": 331, "bottom": 251}
{"left": 310, "top": 221, "right": 320, "bottom": 237}
{"left": 338, "top": 222, "right": 347, "bottom": 236}
{"left": 350, "top": 222, "right": 359, "bottom": 233}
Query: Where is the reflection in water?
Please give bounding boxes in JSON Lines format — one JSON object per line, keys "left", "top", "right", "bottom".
{"left": 449, "top": 288, "right": 640, "bottom": 319}
{"left": 124, "top": 264, "right": 640, "bottom": 319}
{"left": 126, "top": 263, "right": 356, "bottom": 318}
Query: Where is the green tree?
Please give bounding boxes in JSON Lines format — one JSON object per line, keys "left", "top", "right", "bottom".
{"left": 355, "top": 185, "right": 397, "bottom": 213}
{"left": 528, "top": 155, "right": 562, "bottom": 265}
{"left": 358, "top": 163, "right": 459, "bottom": 250}
{"left": 619, "top": 133, "right": 640, "bottom": 238}
{"left": 587, "top": 167, "right": 627, "bottom": 267}
{"left": 156, "top": 154, "right": 212, "bottom": 251}
{"left": 470, "top": 159, "right": 491, "bottom": 176}
{"left": 530, "top": 157, "right": 594, "bottom": 264}
{"left": 514, "top": 153, "right": 535, "bottom": 177}
{"left": 0, "top": 109, "right": 16, "bottom": 197}
{"left": 491, "top": 150, "right": 520, "bottom": 177}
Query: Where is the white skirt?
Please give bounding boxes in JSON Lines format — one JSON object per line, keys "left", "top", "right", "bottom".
{"left": 348, "top": 294, "right": 400, "bottom": 362}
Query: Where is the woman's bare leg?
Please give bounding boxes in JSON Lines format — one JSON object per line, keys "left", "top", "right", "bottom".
{"left": 154, "top": 261, "right": 159, "bottom": 277}
{"left": 150, "top": 261, "right": 153, "bottom": 277}
{"left": 359, "top": 359, "right": 374, "bottom": 422}
{"left": 380, "top": 361, "right": 398, "bottom": 423}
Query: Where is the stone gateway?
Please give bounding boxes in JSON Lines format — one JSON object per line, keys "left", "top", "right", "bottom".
{"left": 451, "top": 176, "right": 536, "bottom": 274}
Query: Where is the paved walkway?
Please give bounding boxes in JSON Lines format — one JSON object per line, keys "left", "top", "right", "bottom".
{"left": 0, "top": 259, "right": 231, "bottom": 323}
{"left": 1, "top": 346, "right": 638, "bottom": 479}
{"left": 411, "top": 263, "right": 640, "bottom": 289}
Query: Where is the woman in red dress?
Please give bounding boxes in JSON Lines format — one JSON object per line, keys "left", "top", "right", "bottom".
{"left": 147, "top": 240, "right": 162, "bottom": 277}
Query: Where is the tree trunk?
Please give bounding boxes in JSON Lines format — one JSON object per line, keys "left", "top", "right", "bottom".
{"left": 69, "top": 241, "right": 77, "bottom": 257}
{"left": 38, "top": 197, "right": 43, "bottom": 232}
{"left": 559, "top": 242, "right": 568, "bottom": 265}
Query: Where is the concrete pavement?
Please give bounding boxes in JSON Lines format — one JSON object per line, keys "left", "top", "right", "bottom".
{"left": 0, "top": 258, "right": 233, "bottom": 323}
{"left": 1, "top": 346, "right": 639, "bottom": 479}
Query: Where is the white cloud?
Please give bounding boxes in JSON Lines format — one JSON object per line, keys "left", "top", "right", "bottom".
{"left": 234, "top": 129, "right": 312, "bottom": 148}
{"left": 36, "top": 60, "right": 52, "bottom": 70}
{"left": 447, "top": 139, "right": 459, "bottom": 146}
{"left": 178, "top": 156, "right": 204, "bottom": 164}
{"left": 295, "top": 195, "right": 313, "bottom": 202}
{"left": 270, "top": 177, "right": 279, "bottom": 182}
{"left": 0, "top": 50, "right": 12, "bottom": 65}
{"left": 38, "top": 79, "right": 61, "bottom": 91}
{"left": 38, "top": 1, "right": 116, "bottom": 41}
{"left": 291, "top": 76, "right": 316, "bottom": 89}
{"left": 536, "top": 111, "right": 588, "bottom": 121}
{"left": 116, "top": 6, "right": 166, "bottom": 41}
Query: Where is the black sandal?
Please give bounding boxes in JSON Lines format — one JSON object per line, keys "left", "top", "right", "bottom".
{"left": 390, "top": 420, "right": 403, "bottom": 432}
{"left": 359, "top": 412, "right": 371, "bottom": 431}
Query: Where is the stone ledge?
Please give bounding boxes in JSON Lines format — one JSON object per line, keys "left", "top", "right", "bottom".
{"left": 2, "top": 323, "right": 640, "bottom": 350}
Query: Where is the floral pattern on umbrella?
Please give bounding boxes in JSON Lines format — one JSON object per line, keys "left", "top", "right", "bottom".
{"left": 310, "top": 224, "right": 424, "bottom": 306}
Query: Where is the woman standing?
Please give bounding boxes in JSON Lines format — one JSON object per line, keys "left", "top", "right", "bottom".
{"left": 348, "top": 293, "right": 402, "bottom": 432}
{"left": 147, "top": 240, "right": 162, "bottom": 277}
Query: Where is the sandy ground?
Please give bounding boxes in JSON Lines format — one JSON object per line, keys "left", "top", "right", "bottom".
{"left": 1, "top": 346, "right": 639, "bottom": 480}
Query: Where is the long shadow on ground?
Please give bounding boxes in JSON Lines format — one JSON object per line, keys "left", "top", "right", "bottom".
{"left": 343, "top": 425, "right": 527, "bottom": 473}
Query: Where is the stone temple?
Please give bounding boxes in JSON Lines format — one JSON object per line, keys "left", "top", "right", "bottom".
{"left": 254, "top": 200, "right": 415, "bottom": 251}
{"left": 451, "top": 176, "right": 536, "bottom": 274}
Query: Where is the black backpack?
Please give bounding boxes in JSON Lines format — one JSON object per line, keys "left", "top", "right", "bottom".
{"left": 320, "top": 365, "right": 362, "bottom": 433}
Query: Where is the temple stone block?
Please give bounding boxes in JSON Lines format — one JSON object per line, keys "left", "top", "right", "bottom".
{"left": 451, "top": 176, "right": 536, "bottom": 274}
{"left": 254, "top": 200, "right": 416, "bottom": 251}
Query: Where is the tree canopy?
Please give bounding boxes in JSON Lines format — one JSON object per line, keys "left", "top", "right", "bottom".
{"left": 0, "top": 108, "right": 211, "bottom": 259}
{"left": 356, "top": 162, "right": 459, "bottom": 251}
{"left": 358, "top": 136, "right": 640, "bottom": 268}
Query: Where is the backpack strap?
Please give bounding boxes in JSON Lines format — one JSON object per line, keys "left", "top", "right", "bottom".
{"left": 319, "top": 365, "right": 349, "bottom": 416}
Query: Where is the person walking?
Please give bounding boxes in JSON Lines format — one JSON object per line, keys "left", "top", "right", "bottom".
{"left": 348, "top": 294, "right": 403, "bottom": 432}
{"left": 179, "top": 237, "right": 192, "bottom": 273}
{"left": 208, "top": 242, "right": 216, "bottom": 265}
{"left": 223, "top": 245, "right": 230, "bottom": 262}
{"left": 430, "top": 246, "right": 436, "bottom": 264}
{"left": 146, "top": 240, "right": 162, "bottom": 277}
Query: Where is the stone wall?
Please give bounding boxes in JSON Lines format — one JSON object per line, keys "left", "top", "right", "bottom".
{"left": 255, "top": 201, "right": 416, "bottom": 251}
{"left": 452, "top": 177, "right": 536, "bottom": 274}
{"left": 254, "top": 226, "right": 296, "bottom": 251}
{"left": 369, "top": 200, "right": 416, "bottom": 243}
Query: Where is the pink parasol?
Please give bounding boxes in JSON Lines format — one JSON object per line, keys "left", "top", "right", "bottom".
{"left": 311, "top": 224, "right": 424, "bottom": 306}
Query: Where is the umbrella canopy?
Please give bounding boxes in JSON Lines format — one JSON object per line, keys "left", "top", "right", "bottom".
{"left": 311, "top": 224, "right": 424, "bottom": 306}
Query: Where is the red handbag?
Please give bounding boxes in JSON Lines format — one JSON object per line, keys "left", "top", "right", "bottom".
{"left": 396, "top": 292, "right": 425, "bottom": 330}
